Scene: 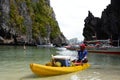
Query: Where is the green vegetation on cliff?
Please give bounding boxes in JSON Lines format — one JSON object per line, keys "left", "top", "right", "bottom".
{"left": 10, "top": 0, "right": 25, "bottom": 34}
{"left": 9, "top": 0, "right": 61, "bottom": 39}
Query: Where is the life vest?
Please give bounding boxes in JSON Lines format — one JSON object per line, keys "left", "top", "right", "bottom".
{"left": 78, "top": 50, "right": 88, "bottom": 60}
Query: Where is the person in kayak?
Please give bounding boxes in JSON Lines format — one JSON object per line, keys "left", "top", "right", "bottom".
{"left": 76, "top": 44, "right": 88, "bottom": 64}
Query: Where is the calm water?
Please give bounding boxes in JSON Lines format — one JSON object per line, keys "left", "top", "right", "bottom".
{"left": 0, "top": 46, "right": 120, "bottom": 80}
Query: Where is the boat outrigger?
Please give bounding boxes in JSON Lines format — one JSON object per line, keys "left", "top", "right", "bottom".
{"left": 65, "top": 39, "right": 120, "bottom": 55}
{"left": 86, "top": 40, "right": 120, "bottom": 55}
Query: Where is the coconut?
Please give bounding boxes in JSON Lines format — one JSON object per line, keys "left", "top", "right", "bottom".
{"left": 54, "top": 61, "right": 61, "bottom": 67}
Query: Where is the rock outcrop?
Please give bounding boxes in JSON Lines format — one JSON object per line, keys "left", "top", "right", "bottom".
{"left": 0, "top": 0, "right": 67, "bottom": 46}
{"left": 83, "top": 11, "right": 102, "bottom": 40}
{"left": 83, "top": 0, "right": 120, "bottom": 46}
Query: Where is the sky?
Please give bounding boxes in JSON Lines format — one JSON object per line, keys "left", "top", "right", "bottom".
{"left": 50, "top": 0, "right": 110, "bottom": 41}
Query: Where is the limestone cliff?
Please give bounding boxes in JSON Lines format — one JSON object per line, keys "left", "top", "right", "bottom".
{"left": 83, "top": 0, "right": 120, "bottom": 46}
{"left": 0, "top": 0, "right": 67, "bottom": 46}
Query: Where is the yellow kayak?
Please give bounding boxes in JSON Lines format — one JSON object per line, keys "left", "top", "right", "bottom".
{"left": 30, "top": 63, "right": 90, "bottom": 76}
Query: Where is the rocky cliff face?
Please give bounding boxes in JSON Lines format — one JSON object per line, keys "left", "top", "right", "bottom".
{"left": 0, "top": 0, "right": 67, "bottom": 46}
{"left": 83, "top": 11, "right": 102, "bottom": 40}
{"left": 83, "top": 0, "right": 120, "bottom": 46}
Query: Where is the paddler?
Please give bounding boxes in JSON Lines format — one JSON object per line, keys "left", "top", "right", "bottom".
{"left": 75, "top": 44, "right": 88, "bottom": 64}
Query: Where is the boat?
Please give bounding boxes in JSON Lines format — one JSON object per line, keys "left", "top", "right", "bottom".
{"left": 64, "top": 45, "right": 79, "bottom": 50}
{"left": 30, "top": 63, "right": 90, "bottom": 76}
{"left": 37, "top": 43, "right": 54, "bottom": 48}
{"left": 86, "top": 40, "right": 120, "bottom": 55}
{"left": 87, "top": 47, "right": 120, "bottom": 54}
{"left": 65, "top": 39, "right": 120, "bottom": 54}
{"left": 30, "top": 55, "right": 90, "bottom": 76}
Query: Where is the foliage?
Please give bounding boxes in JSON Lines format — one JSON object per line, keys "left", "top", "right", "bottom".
{"left": 10, "top": 0, "right": 25, "bottom": 34}
{"left": 9, "top": 0, "right": 61, "bottom": 39}
{"left": 31, "top": 0, "right": 61, "bottom": 39}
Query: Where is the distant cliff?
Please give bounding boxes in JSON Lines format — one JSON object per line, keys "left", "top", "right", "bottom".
{"left": 0, "top": 0, "right": 67, "bottom": 46}
{"left": 83, "top": 0, "right": 120, "bottom": 46}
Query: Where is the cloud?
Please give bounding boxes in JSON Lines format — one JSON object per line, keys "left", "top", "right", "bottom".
{"left": 50, "top": 0, "right": 110, "bottom": 41}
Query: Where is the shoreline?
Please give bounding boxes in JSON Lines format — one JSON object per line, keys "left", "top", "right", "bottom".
{"left": 0, "top": 43, "right": 36, "bottom": 46}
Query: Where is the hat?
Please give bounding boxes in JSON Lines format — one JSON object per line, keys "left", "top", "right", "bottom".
{"left": 79, "top": 44, "right": 86, "bottom": 49}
